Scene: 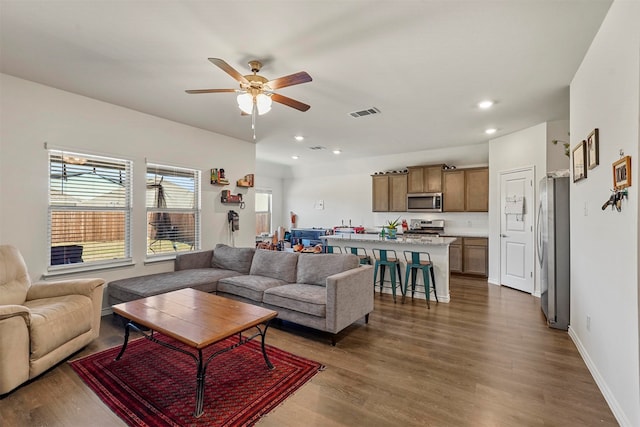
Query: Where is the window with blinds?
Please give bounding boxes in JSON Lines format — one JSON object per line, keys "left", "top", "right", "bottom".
{"left": 255, "top": 190, "right": 272, "bottom": 235}
{"left": 146, "top": 163, "right": 201, "bottom": 257}
{"left": 48, "top": 150, "right": 132, "bottom": 269}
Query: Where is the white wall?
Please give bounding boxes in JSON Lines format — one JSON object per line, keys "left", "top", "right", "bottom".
{"left": 487, "top": 123, "right": 548, "bottom": 287}
{"left": 569, "top": 1, "right": 640, "bottom": 425}
{"left": 487, "top": 119, "right": 570, "bottom": 288}
{"left": 280, "top": 143, "right": 489, "bottom": 232}
{"left": 0, "top": 74, "right": 256, "bottom": 287}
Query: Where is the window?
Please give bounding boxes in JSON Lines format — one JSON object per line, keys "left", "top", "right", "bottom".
{"left": 146, "top": 163, "right": 201, "bottom": 257}
{"left": 48, "top": 150, "right": 132, "bottom": 269}
{"left": 255, "top": 190, "right": 272, "bottom": 235}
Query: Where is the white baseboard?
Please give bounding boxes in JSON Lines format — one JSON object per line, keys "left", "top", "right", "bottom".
{"left": 487, "top": 276, "right": 500, "bottom": 285}
{"left": 568, "top": 326, "right": 631, "bottom": 426}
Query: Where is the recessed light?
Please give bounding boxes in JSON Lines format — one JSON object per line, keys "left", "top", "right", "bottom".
{"left": 294, "top": 135, "right": 304, "bottom": 142}
{"left": 485, "top": 128, "right": 497, "bottom": 135}
{"left": 478, "top": 100, "right": 494, "bottom": 109}
{"left": 291, "top": 155, "right": 299, "bottom": 160}
{"left": 333, "top": 149, "right": 341, "bottom": 155}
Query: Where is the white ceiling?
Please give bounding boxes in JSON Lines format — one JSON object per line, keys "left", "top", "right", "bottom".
{"left": 0, "top": 1, "right": 612, "bottom": 166}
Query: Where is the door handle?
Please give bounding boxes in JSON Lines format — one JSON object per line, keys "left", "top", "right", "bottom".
{"left": 500, "top": 234, "right": 508, "bottom": 237}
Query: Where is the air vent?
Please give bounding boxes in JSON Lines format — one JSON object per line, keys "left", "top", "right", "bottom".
{"left": 349, "top": 107, "right": 381, "bottom": 118}
{"left": 308, "top": 146, "right": 326, "bottom": 150}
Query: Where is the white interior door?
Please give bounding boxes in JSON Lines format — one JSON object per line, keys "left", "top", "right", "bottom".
{"left": 500, "top": 168, "right": 534, "bottom": 293}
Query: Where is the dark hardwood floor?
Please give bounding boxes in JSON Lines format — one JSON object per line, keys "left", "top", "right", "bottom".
{"left": 0, "top": 276, "right": 618, "bottom": 426}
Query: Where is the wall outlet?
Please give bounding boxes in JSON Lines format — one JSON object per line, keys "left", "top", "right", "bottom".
{"left": 586, "top": 315, "right": 591, "bottom": 331}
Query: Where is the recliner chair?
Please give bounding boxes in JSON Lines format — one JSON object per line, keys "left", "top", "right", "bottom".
{"left": 0, "top": 245, "right": 105, "bottom": 394}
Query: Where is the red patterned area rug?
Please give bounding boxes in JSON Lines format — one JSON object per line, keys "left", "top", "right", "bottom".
{"left": 70, "top": 335, "right": 323, "bottom": 427}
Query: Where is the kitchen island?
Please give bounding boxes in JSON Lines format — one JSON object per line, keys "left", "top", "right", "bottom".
{"left": 322, "top": 234, "right": 456, "bottom": 303}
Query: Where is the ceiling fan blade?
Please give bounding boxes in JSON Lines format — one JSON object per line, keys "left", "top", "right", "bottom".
{"left": 208, "top": 58, "right": 249, "bottom": 85}
{"left": 185, "top": 89, "right": 237, "bottom": 94}
{"left": 271, "top": 93, "right": 311, "bottom": 112}
{"left": 267, "top": 71, "right": 312, "bottom": 89}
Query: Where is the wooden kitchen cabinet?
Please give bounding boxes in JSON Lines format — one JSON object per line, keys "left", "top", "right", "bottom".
{"left": 449, "top": 238, "right": 463, "bottom": 273}
{"left": 372, "top": 175, "right": 390, "bottom": 212}
{"left": 407, "top": 165, "right": 443, "bottom": 193}
{"left": 449, "top": 237, "right": 488, "bottom": 277}
{"left": 372, "top": 173, "right": 407, "bottom": 212}
{"left": 389, "top": 173, "right": 408, "bottom": 212}
{"left": 443, "top": 170, "right": 465, "bottom": 211}
{"left": 443, "top": 167, "right": 488, "bottom": 212}
{"left": 462, "top": 237, "right": 488, "bottom": 276}
{"left": 465, "top": 168, "right": 489, "bottom": 212}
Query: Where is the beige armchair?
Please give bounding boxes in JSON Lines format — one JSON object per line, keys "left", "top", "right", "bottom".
{"left": 0, "top": 245, "right": 105, "bottom": 394}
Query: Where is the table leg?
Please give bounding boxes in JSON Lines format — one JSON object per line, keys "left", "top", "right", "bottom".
{"left": 114, "top": 321, "right": 132, "bottom": 361}
{"left": 260, "top": 320, "right": 274, "bottom": 370}
{"left": 194, "top": 349, "right": 205, "bottom": 418}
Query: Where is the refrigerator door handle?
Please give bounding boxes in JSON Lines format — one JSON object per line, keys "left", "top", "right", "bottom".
{"left": 536, "top": 201, "right": 544, "bottom": 266}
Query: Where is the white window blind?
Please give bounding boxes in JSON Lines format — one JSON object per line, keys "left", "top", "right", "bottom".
{"left": 146, "top": 163, "right": 201, "bottom": 257}
{"left": 48, "top": 150, "right": 132, "bottom": 268}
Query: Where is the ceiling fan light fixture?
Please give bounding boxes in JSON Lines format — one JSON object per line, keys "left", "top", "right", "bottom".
{"left": 237, "top": 93, "right": 253, "bottom": 114}
{"left": 256, "top": 93, "right": 272, "bottom": 115}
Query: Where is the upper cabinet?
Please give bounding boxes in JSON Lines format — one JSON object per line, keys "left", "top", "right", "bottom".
{"left": 465, "top": 168, "right": 489, "bottom": 212}
{"left": 372, "top": 173, "right": 407, "bottom": 212}
{"left": 407, "top": 165, "right": 443, "bottom": 193}
{"left": 443, "top": 167, "right": 489, "bottom": 212}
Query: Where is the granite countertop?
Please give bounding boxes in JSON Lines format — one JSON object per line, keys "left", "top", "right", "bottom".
{"left": 441, "top": 229, "right": 489, "bottom": 238}
{"left": 322, "top": 233, "right": 457, "bottom": 246}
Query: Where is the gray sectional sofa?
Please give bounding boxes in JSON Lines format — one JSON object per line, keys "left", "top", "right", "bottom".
{"left": 108, "top": 244, "right": 374, "bottom": 344}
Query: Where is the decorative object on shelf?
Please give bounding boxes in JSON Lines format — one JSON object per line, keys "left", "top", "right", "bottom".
{"left": 221, "top": 190, "right": 245, "bottom": 208}
{"left": 587, "top": 128, "right": 599, "bottom": 169}
{"left": 572, "top": 141, "right": 587, "bottom": 182}
{"left": 613, "top": 155, "right": 632, "bottom": 190}
{"left": 237, "top": 174, "right": 254, "bottom": 187}
{"left": 211, "top": 168, "right": 229, "bottom": 185}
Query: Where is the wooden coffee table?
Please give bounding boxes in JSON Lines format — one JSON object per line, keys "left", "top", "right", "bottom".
{"left": 111, "top": 288, "right": 278, "bottom": 418}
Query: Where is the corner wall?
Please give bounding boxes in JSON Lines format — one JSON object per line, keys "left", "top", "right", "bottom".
{"left": 569, "top": 1, "right": 640, "bottom": 425}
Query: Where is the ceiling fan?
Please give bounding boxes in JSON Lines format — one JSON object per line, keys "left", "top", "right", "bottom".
{"left": 186, "top": 58, "right": 312, "bottom": 139}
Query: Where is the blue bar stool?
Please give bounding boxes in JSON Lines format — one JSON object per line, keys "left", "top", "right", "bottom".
{"left": 345, "top": 246, "right": 371, "bottom": 265}
{"left": 402, "top": 251, "right": 438, "bottom": 308}
{"left": 325, "top": 245, "right": 342, "bottom": 253}
{"left": 372, "top": 248, "right": 404, "bottom": 303}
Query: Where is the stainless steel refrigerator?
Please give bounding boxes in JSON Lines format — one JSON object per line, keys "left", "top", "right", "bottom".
{"left": 537, "top": 175, "right": 570, "bottom": 330}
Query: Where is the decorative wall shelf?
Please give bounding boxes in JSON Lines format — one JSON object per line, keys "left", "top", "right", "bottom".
{"left": 210, "top": 168, "right": 229, "bottom": 185}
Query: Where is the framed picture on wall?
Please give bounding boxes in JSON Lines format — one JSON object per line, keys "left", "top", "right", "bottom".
{"left": 587, "top": 128, "right": 599, "bottom": 169}
{"left": 613, "top": 156, "right": 632, "bottom": 190}
{"left": 572, "top": 140, "right": 587, "bottom": 182}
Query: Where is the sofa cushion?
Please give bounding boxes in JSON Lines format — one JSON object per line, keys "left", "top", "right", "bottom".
{"left": 249, "top": 250, "right": 299, "bottom": 283}
{"left": 218, "top": 275, "right": 288, "bottom": 303}
{"left": 211, "top": 244, "right": 255, "bottom": 274}
{"left": 107, "top": 269, "right": 240, "bottom": 304}
{"left": 263, "top": 284, "right": 326, "bottom": 317}
{"left": 296, "top": 253, "right": 359, "bottom": 286}
{"left": 25, "top": 295, "right": 93, "bottom": 359}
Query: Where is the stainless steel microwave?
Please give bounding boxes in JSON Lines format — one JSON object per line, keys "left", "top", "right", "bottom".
{"left": 407, "top": 193, "right": 443, "bottom": 212}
